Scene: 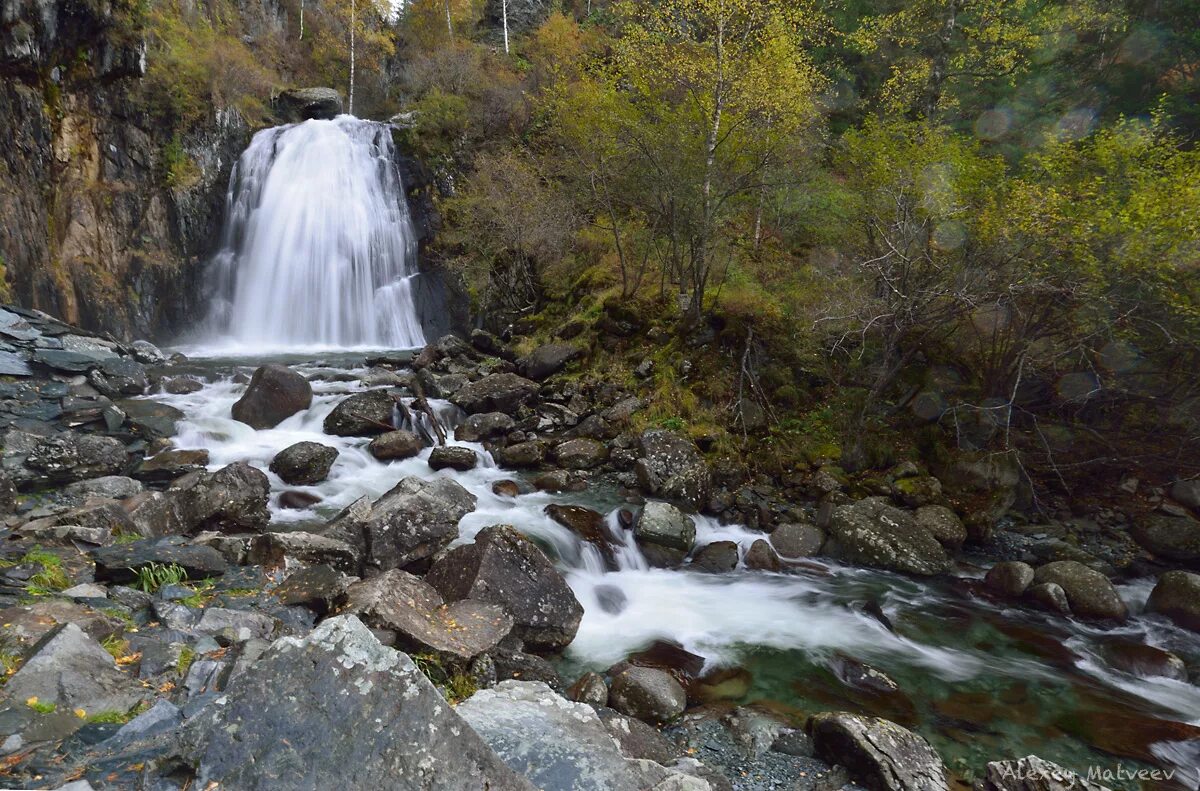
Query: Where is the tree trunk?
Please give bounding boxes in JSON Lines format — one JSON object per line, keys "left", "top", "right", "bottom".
{"left": 445, "top": 0, "right": 454, "bottom": 38}
{"left": 348, "top": 0, "right": 356, "bottom": 115}
{"left": 502, "top": 0, "right": 509, "bottom": 53}
{"left": 696, "top": 16, "right": 726, "bottom": 317}
{"left": 299, "top": 0, "right": 304, "bottom": 40}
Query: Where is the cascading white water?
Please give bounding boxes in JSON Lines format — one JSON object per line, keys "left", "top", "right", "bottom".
{"left": 203, "top": 116, "right": 426, "bottom": 350}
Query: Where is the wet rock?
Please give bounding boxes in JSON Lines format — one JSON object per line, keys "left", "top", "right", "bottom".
{"left": 1171, "top": 480, "right": 1200, "bottom": 512}
{"left": 490, "top": 642, "right": 565, "bottom": 689}
{"left": 891, "top": 475, "right": 942, "bottom": 508}
{"left": 1146, "top": 570, "right": 1200, "bottom": 632}
{"left": 493, "top": 440, "right": 546, "bottom": 468}
{"left": 456, "top": 412, "right": 517, "bottom": 443}
{"left": 1103, "top": 642, "right": 1188, "bottom": 681}
{"left": 597, "top": 707, "right": 682, "bottom": 765}
{"left": 428, "top": 445, "right": 478, "bottom": 471}
{"left": 744, "top": 539, "right": 782, "bottom": 571}
{"left": 518, "top": 343, "right": 583, "bottom": 381}
{"left": 278, "top": 490, "right": 322, "bottom": 510}
{"left": 63, "top": 475, "right": 143, "bottom": 501}
{"left": 1028, "top": 582, "right": 1071, "bottom": 614}
{"left": 809, "top": 712, "right": 949, "bottom": 791}
{"left": 691, "top": 541, "right": 739, "bottom": 573}
{"left": 92, "top": 538, "right": 227, "bottom": 584}
{"left": 979, "top": 755, "right": 1113, "bottom": 791}
{"left": 452, "top": 373, "right": 540, "bottom": 415}
{"left": 162, "top": 376, "right": 204, "bottom": 395}
{"left": 824, "top": 497, "right": 950, "bottom": 576}
{"left": 609, "top": 665, "right": 688, "bottom": 724}
{"left": 534, "top": 469, "right": 585, "bottom": 493}
{"left": 544, "top": 504, "right": 611, "bottom": 558}
{"left": 269, "top": 441, "right": 338, "bottom": 485}
{"left": 367, "top": 429, "right": 424, "bottom": 460}
{"left": 323, "top": 389, "right": 396, "bottom": 436}
{"left": 122, "top": 490, "right": 187, "bottom": 537}
{"left": 1, "top": 623, "right": 146, "bottom": 717}
{"left": 984, "top": 561, "right": 1036, "bottom": 598}
{"left": 1131, "top": 513, "right": 1200, "bottom": 564}
{"left": 1032, "top": 561, "right": 1127, "bottom": 620}
{"left": 172, "top": 462, "right": 270, "bottom": 533}
{"left": 133, "top": 449, "right": 209, "bottom": 483}
{"left": 457, "top": 681, "right": 703, "bottom": 791}
{"left": 634, "top": 502, "right": 696, "bottom": 568}
{"left": 634, "top": 429, "right": 712, "bottom": 511}
{"left": 492, "top": 479, "right": 521, "bottom": 498}
{"left": 91, "top": 358, "right": 150, "bottom": 396}
{"left": 470, "top": 328, "right": 516, "bottom": 360}
{"left": 130, "top": 340, "right": 167, "bottom": 365}
{"left": 724, "top": 706, "right": 787, "bottom": 759}
{"left": 553, "top": 438, "right": 608, "bottom": 470}
{"left": 913, "top": 505, "right": 966, "bottom": 551}
{"left": 340, "top": 570, "right": 513, "bottom": 660}
{"left": 568, "top": 671, "right": 609, "bottom": 707}
{"left": 770, "top": 522, "right": 825, "bottom": 558}
{"left": 247, "top": 531, "right": 360, "bottom": 574}
{"left": 828, "top": 654, "right": 917, "bottom": 725}
{"left": 426, "top": 525, "right": 583, "bottom": 650}
{"left": 18, "top": 430, "right": 126, "bottom": 487}
{"left": 692, "top": 667, "right": 753, "bottom": 704}
{"left": 274, "top": 86, "right": 344, "bottom": 120}
{"left": 180, "top": 615, "right": 530, "bottom": 789}
{"left": 324, "top": 476, "right": 476, "bottom": 573}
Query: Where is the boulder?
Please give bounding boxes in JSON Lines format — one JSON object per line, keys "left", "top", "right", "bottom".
{"left": 1103, "top": 642, "right": 1188, "bottom": 682}
{"left": 269, "top": 441, "right": 338, "bottom": 485}
{"left": 493, "top": 479, "right": 521, "bottom": 498}
{"left": 231, "top": 365, "right": 313, "bottom": 429}
{"left": 1029, "top": 582, "right": 1071, "bottom": 614}
{"left": 92, "top": 538, "right": 228, "bottom": 584}
{"left": 1171, "top": 479, "right": 1200, "bottom": 512}
{"left": 1131, "top": 513, "right": 1200, "bottom": 563}
{"left": 809, "top": 712, "right": 949, "bottom": 791}
{"left": 544, "top": 504, "right": 611, "bottom": 556}
{"left": 273, "top": 564, "right": 351, "bottom": 614}
{"left": 323, "top": 389, "right": 396, "bottom": 436}
{"left": 518, "top": 343, "right": 583, "bottom": 381}
{"left": 553, "top": 438, "right": 608, "bottom": 470}
{"left": 634, "top": 429, "right": 711, "bottom": 511}
{"left": 456, "top": 681, "right": 706, "bottom": 791}
{"left": 131, "top": 340, "right": 168, "bottom": 364}
{"left": 340, "top": 570, "right": 512, "bottom": 660}
{"left": 744, "top": 539, "right": 782, "bottom": 571}
{"left": 122, "top": 490, "right": 188, "bottom": 537}
{"left": 179, "top": 616, "right": 531, "bottom": 790}
{"left": 493, "top": 441, "right": 546, "bottom": 468}
{"left": 1032, "top": 561, "right": 1127, "bottom": 620}
{"left": 163, "top": 376, "right": 204, "bottom": 394}
{"left": 456, "top": 412, "right": 517, "bottom": 443}
{"left": 324, "top": 476, "right": 476, "bottom": 572}
{"left": 0, "top": 623, "right": 146, "bottom": 717}
{"left": 426, "top": 525, "right": 583, "bottom": 650}
{"left": 770, "top": 522, "right": 825, "bottom": 558}
{"left": 134, "top": 448, "right": 209, "bottom": 483}
{"left": 825, "top": 498, "right": 950, "bottom": 576}
{"left": 247, "top": 531, "right": 360, "bottom": 573}
{"left": 274, "top": 86, "right": 344, "bottom": 121}
{"left": 451, "top": 373, "right": 540, "bottom": 415}
{"left": 117, "top": 399, "right": 186, "bottom": 440}
{"left": 690, "top": 541, "right": 739, "bottom": 573}
{"left": 173, "top": 462, "right": 270, "bottom": 533}
{"left": 367, "top": 430, "right": 424, "bottom": 460}
{"left": 608, "top": 666, "right": 688, "bottom": 724}
{"left": 568, "top": 672, "right": 609, "bottom": 707}
{"left": 20, "top": 431, "right": 126, "bottom": 487}
{"left": 1146, "top": 570, "right": 1200, "bottom": 632}
{"left": 634, "top": 501, "right": 696, "bottom": 568}
{"left": 984, "top": 561, "right": 1035, "bottom": 598}
{"left": 892, "top": 475, "right": 943, "bottom": 508}
{"left": 428, "top": 445, "right": 478, "bottom": 471}
{"left": 913, "top": 505, "right": 966, "bottom": 551}
{"left": 979, "top": 755, "right": 1113, "bottom": 791}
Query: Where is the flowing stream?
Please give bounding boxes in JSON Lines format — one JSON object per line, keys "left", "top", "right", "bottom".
{"left": 169, "top": 121, "right": 1200, "bottom": 789}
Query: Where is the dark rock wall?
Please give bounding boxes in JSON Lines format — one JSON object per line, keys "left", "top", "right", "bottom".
{"left": 0, "top": 0, "right": 250, "bottom": 342}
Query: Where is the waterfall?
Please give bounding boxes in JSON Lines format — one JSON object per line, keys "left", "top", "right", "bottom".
{"left": 202, "top": 116, "right": 426, "bottom": 350}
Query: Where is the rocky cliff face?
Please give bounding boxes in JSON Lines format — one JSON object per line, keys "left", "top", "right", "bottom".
{"left": 0, "top": 0, "right": 250, "bottom": 341}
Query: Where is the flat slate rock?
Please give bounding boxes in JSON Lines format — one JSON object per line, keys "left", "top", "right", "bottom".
{"left": 0, "top": 350, "right": 33, "bottom": 375}
{"left": 92, "top": 538, "right": 227, "bottom": 584}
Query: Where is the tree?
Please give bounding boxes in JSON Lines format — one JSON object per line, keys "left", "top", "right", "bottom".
{"left": 310, "top": 0, "right": 395, "bottom": 114}
{"left": 550, "top": 0, "right": 826, "bottom": 317}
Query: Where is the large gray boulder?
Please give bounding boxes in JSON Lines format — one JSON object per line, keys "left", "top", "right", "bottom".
{"left": 0, "top": 623, "right": 147, "bottom": 717}
{"left": 269, "top": 441, "right": 339, "bottom": 485}
{"left": 1170, "top": 479, "right": 1200, "bottom": 512}
{"left": 1032, "top": 561, "right": 1127, "bottom": 621}
{"left": 323, "top": 389, "right": 397, "bottom": 436}
{"left": 809, "top": 712, "right": 949, "bottom": 791}
{"left": 1131, "top": 513, "right": 1200, "bottom": 564}
{"left": 456, "top": 681, "right": 708, "bottom": 791}
{"left": 979, "top": 755, "right": 1113, "bottom": 790}
{"left": 984, "top": 561, "right": 1035, "bottom": 598}
{"left": 340, "top": 570, "right": 512, "bottom": 660}
{"left": 16, "top": 430, "right": 127, "bottom": 488}
{"left": 172, "top": 462, "right": 271, "bottom": 533}
{"left": 180, "top": 616, "right": 532, "bottom": 790}
{"left": 518, "top": 343, "right": 582, "bottom": 381}
{"left": 456, "top": 412, "right": 517, "bottom": 443}
{"left": 608, "top": 666, "right": 688, "bottom": 724}
{"left": 634, "top": 501, "right": 696, "bottom": 568}
{"left": 426, "top": 525, "right": 583, "bottom": 650}
{"left": 231, "top": 364, "right": 313, "bottom": 429}
{"left": 92, "top": 537, "right": 227, "bottom": 584}
{"left": 770, "top": 522, "right": 825, "bottom": 558}
{"left": 451, "top": 373, "right": 540, "bottom": 415}
{"left": 634, "top": 430, "right": 711, "bottom": 511}
{"left": 824, "top": 498, "right": 950, "bottom": 576}
{"left": 1146, "top": 570, "right": 1200, "bottom": 632}
{"left": 368, "top": 430, "right": 424, "bottom": 460}
{"left": 324, "top": 476, "right": 476, "bottom": 573}
{"left": 274, "top": 87, "right": 344, "bottom": 121}
{"left": 553, "top": 438, "right": 608, "bottom": 470}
